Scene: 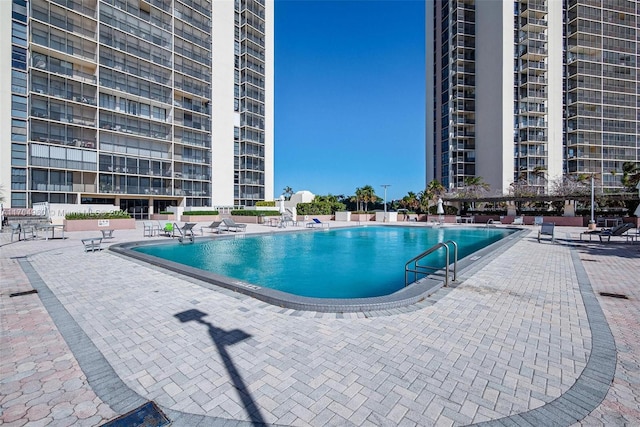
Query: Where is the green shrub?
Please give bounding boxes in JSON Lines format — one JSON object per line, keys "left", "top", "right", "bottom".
{"left": 297, "top": 201, "right": 345, "bottom": 215}
{"left": 256, "top": 201, "right": 276, "bottom": 207}
{"left": 230, "top": 210, "right": 281, "bottom": 216}
{"left": 65, "top": 211, "right": 131, "bottom": 220}
{"left": 427, "top": 205, "right": 458, "bottom": 215}
{"left": 158, "top": 211, "right": 173, "bottom": 215}
{"left": 183, "top": 210, "right": 219, "bottom": 216}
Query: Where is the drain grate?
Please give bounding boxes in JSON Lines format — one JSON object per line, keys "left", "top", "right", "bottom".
{"left": 101, "top": 401, "right": 169, "bottom": 427}
{"left": 599, "top": 292, "right": 628, "bottom": 299}
{"left": 9, "top": 289, "right": 38, "bottom": 298}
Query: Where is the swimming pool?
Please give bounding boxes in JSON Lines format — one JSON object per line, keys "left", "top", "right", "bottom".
{"left": 128, "top": 226, "right": 517, "bottom": 300}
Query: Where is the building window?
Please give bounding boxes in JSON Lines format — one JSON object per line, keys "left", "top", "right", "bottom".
{"left": 11, "top": 168, "right": 27, "bottom": 190}
{"left": 11, "top": 94, "right": 27, "bottom": 118}
{"left": 12, "top": 21, "right": 27, "bottom": 46}
{"left": 11, "top": 143, "right": 27, "bottom": 166}
{"left": 11, "top": 119, "right": 26, "bottom": 142}
{"left": 12, "top": 46, "right": 27, "bottom": 70}
{"left": 12, "top": 0, "right": 27, "bottom": 22}
{"left": 11, "top": 70, "right": 26, "bottom": 94}
{"left": 11, "top": 192, "right": 26, "bottom": 208}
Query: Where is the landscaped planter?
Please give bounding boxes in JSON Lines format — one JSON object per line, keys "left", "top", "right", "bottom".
{"left": 427, "top": 215, "right": 458, "bottom": 224}
{"left": 335, "top": 211, "right": 351, "bottom": 221}
{"left": 296, "top": 215, "right": 333, "bottom": 224}
{"left": 63, "top": 218, "right": 136, "bottom": 232}
{"left": 375, "top": 212, "right": 398, "bottom": 222}
{"left": 230, "top": 215, "right": 260, "bottom": 224}
{"left": 151, "top": 214, "right": 175, "bottom": 221}
{"left": 473, "top": 215, "right": 585, "bottom": 226}
{"left": 351, "top": 213, "right": 374, "bottom": 222}
{"left": 181, "top": 215, "right": 219, "bottom": 223}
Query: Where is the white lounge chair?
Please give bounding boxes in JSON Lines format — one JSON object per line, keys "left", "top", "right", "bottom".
{"left": 306, "top": 218, "right": 329, "bottom": 228}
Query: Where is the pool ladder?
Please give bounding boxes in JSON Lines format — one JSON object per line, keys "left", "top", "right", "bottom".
{"left": 404, "top": 240, "right": 458, "bottom": 287}
{"left": 173, "top": 222, "right": 194, "bottom": 244}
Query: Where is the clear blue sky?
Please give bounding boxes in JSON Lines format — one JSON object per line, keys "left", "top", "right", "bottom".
{"left": 274, "top": 0, "right": 426, "bottom": 202}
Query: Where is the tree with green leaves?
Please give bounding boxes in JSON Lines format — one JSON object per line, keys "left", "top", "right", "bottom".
{"left": 621, "top": 162, "right": 640, "bottom": 191}
{"left": 399, "top": 191, "right": 419, "bottom": 212}
{"left": 460, "top": 176, "right": 490, "bottom": 199}
{"left": 357, "top": 185, "right": 378, "bottom": 212}
{"left": 426, "top": 179, "right": 446, "bottom": 198}
{"left": 350, "top": 188, "right": 364, "bottom": 211}
{"left": 282, "top": 186, "right": 294, "bottom": 200}
{"left": 315, "top": 194, "right": 339, "bottom": 203}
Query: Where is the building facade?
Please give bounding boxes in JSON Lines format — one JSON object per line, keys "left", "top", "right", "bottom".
{"left": 1, "top": 0, "right": 273, "bottom": 216}
{"left": 426, "top": 0, "right": 638, "bottom": 194}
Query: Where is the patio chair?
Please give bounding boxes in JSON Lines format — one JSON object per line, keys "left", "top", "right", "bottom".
{"left": 306, "top": 218, "right": 329, "bottom": 229}
{"left": 162, "top": 222, "right": 174, "bottom": 236}
{"left": 143, "top": 221, "right": 156, "bottom": 237}
{"left": 596, "top": 223, "right": 634, "bottom": 243}
{"left": 10, "top": 223, "right": 36, "bottom": 242}
{"left": 537, "top": 222, "right": 555, "bottom": 243}
{"left": 202, "top": 221, "right": 223, "bottom": 234}
{"left": 580, "top": 223, "right": 633, "bottom": 242}
{"left": 512, "top": 216, "right": 524, "bottom": 225}
{"left": 281, "top": 214, "right": 298, "bottom": 227}
{"left": 220, "top": 218, "right": 247, "bottom": 232}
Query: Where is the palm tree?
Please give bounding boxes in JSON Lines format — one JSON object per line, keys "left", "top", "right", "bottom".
{"left": 461, "top": 176, "right": 490, "bottom": 199}
{"left": 399, "top": 192, "right": 419, "bottom": 212}
{"left": 359, "top": 185, "right": 378, "bottom": 212}
{"left": 621, "top": 162, "right": 640, "bottom": 190}
{"left": 417, "top": 190, "right": 431, "bottom": 214}
{"left": 351, "top": 188, "right": 364, "bottom": 211}
{"left": 427, "top": 179, "right": 446, "bottom": 198}
{"left": 282, "top": 186, "right": 294, "bottom": 200}
{"left": 315, "top": 194, "right": 338, "bottom": 203}
{"left": 425, "top": 179, "right": 446, "bottom": 210}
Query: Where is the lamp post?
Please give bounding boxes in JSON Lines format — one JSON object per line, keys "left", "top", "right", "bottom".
{"left": 381, "top": 184, "right": 390, "bottom": 222}
{"left": 590, "top": 174, "right": 595, "bottom": 225}
{"left": 587, "top": 174, "right": 597, "bottom": 230}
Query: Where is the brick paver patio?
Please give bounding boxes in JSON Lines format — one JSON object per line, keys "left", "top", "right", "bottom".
{"left": 1, "top": 222, "right": 638, "bottom": 426}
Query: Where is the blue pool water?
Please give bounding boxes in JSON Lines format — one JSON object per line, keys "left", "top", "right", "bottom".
{"left": 134, "top": 226, "right": 515, "bottom": 299}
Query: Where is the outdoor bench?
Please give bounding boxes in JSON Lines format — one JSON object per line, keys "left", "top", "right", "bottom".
{"left": 82, "top": 237, "right": 103, "bottom": 252}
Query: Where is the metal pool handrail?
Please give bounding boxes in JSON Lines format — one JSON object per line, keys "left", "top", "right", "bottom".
{"left": 404, "top": 240, "right": 458, "bottom": 287}
{"left": 173, "top": 222, "right": 194, "bottom": 243}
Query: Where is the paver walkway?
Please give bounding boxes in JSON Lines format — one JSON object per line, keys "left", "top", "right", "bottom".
{"left": 0, "top": 223, "right": 638, "bottom": 426}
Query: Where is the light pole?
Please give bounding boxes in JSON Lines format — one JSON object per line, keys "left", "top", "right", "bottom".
{"left": 381, "top": 184, "right": 390, "bottom": 222}
{"left": 589, "top": 174, "right": 595, "bottom": 229}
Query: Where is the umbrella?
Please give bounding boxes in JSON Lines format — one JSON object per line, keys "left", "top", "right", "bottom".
{"left": 437, "top": 198, "right": 444, "bottom": 215}
{"left": 279, "top": 195, "right": 286, "bottom": 214}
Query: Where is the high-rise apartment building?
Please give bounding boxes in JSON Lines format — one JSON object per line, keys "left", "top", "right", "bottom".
{"left": 426, "top": 0, "right": 638, "bottom": 194}
{"left": 1, "top": 0, "right": 273, "bottom": 215}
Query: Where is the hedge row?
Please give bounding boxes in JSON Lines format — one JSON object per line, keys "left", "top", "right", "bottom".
{"left": 65, "top": 211, "right": 131, "bottom": 220}
{"left": 183, "top": 210, "right": 219, "bottom": 215}
{"left": 230, "top": 210, "right": 281, "bottom": 216}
